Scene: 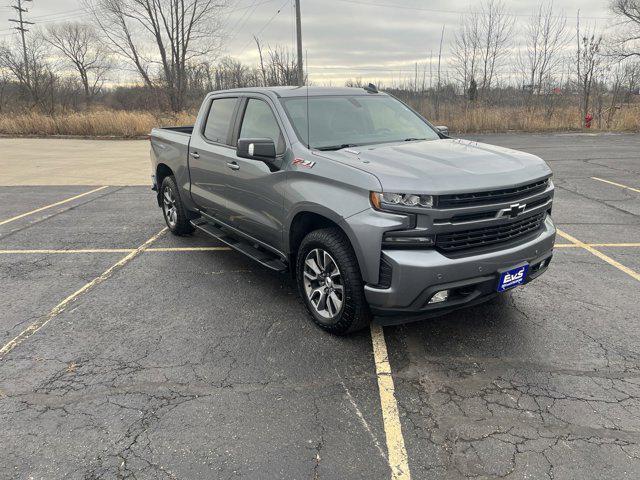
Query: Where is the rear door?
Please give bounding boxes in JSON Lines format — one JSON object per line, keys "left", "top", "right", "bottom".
{"left": 188, "top": 95, "right": 239, "bottom": 220}
{"left": 225, "top": 96, "right": 288, "bottom": 250}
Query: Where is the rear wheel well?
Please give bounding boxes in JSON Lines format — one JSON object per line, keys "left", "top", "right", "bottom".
{"left": 156, "top": 163, "right": 173, "bottom": 188}
{"left": 155, "top": 164, "right": 173, "bottom": 206}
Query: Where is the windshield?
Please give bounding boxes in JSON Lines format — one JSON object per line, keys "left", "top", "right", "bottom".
{"left": 280, "top": 95, "right": 440, "bottom": 150}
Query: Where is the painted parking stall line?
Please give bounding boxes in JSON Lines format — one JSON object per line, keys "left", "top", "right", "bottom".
{"left": 0, "top": 247, "right": 232, "bottom": 254}
{"left": 370, "top": 323, "right": 411, "bottom": 480}
{"left": 0, "top": 186, "right": 109, "bottom": 226}
{"left": 591, "top": 177, "right": 640, "bottom": 194}
{"left": 557, "top": 229, "right": 640, "bottom": 282}
{"left": 0, "top": 227, "right": 167, "bottom": 360}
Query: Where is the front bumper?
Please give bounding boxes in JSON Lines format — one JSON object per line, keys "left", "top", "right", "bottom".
{"left": 364, "top": 216, "right": 556, "bottom": 325}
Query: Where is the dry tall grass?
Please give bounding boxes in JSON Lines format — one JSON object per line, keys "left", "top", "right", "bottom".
{"left": 0, "top": 104, "right": 637, "bottom": 137}
{"left": 421, "top": 104, "right": 640, "bottom": 133}
{"left": 0, "top": 110, "right": 196, "bottom": 138}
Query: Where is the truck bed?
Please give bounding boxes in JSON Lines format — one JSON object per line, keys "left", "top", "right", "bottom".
{"left": 150, "top": 126, "right": 193, "bottom": 186}
{"left": 160, "top": 126, "right": 194, "bottom": 135}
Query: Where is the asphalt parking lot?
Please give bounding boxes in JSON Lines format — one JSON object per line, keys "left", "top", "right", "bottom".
{"left": 1, "top": 133, "right": 639, "bottom": 479}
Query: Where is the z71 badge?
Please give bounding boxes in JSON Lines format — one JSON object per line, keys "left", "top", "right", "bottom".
{"left": 292, "top": 158, "right": 316, "bottom": 168}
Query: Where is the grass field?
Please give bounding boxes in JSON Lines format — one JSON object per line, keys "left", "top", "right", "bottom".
{"left": 0, "top": 103, "right": 638, "bottom": 137}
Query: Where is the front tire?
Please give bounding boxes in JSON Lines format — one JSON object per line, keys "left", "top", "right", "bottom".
{"left": 296, "top": 228, "right": 371, "bottom": 335}
{"left": 160, "top": 176, "right": 194, "bottom": 235}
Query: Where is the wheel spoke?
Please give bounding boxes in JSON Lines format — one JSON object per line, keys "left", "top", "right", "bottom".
{"left": 305, "top": 257, "right": 321, "bottom": 276}
{"left": 329, "top": 291, "right": 342, "bottom": 313}
{"left": 323, "top": 250, "right": 332, "bottom": 272}
{"left": 303, "top": 270, "right": 317, "bottom": 281}
{"left": 314, "top": 249, "right": 324, "bottom": 271}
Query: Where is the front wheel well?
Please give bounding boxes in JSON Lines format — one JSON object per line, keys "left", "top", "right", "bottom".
{"left": 288, "top": 212, "right": 354, "bottom": 273}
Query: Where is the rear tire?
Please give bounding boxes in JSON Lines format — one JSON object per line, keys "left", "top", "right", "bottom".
{"left": 160, "top": 175, "right": 194, "bottom": 235}
{"left": 296, "top": 228, "right": 371, "bottom": 335}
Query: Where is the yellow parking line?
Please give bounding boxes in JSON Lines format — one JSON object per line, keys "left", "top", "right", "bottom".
{"left": 370, "top": 323, "right": 411, "bottom": 480}
{"left": 0, "top": 248, "right": 135, "bottom": 254}
{"left": 557, "top": 229, "right": 640, "bottom": 282}
{"left": 554, "top": 243, "right": 640, "bottom": 248}
{"left": 591, "top": 177, "right": 640, "bottom": 194}
{"left": 0, "top": 247, "right": 232, "bottom": 254}
{"left": 0, "top": 228, "right": 167, "bottom": 360}
{"left": 147, "top": 247, "right": 232, "bottom": 252}
{"left": 588, "top": 243, "right": 640, "bottom": 247}
{"left": 0, "top": 186, "right": 109, "bottom": 226}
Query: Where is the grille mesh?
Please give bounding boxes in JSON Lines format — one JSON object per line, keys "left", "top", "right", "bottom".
{"left": 438, "top": 179, "right": 549, "bottom": 208}
{"left": 436, "top": 212, "right": 546, "bottom": 253}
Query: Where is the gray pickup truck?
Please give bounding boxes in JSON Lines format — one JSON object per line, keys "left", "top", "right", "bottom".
{"left": 150, "top": 86, "right": 555, "bottom": 334}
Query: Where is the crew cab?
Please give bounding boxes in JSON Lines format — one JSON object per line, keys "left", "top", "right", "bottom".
{"left": 150, "top": 86, "right": 555, "bottom": 334}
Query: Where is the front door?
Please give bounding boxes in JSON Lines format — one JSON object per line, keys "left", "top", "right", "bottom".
{"left": 225, "top": 97, "right": 288, "bottom": 250}
{"left": 188, "top": 96, "right": 239, "bottom": 221}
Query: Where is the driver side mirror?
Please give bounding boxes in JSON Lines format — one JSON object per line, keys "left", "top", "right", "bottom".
{"left": 436, "top": 125, "right": 449, "bottom": 136}
{"left": 237, "top": 138, "right": 276, "bottom": 161}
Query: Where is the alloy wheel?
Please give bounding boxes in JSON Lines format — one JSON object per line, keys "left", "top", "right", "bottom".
{"left": 162, "top": 186, "right": 178, "bottom": 228}
{"left": 303, "top": 248, "right": 344, "bottom": 321}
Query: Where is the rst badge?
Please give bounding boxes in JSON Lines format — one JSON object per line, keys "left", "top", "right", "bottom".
{"left": 292, "top": 158, "right": 316, "bottom": 168}
{"left": 497, "top": 264, "right": 529, "bottom": 292}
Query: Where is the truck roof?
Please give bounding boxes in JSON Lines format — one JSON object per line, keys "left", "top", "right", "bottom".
{"left": 208, "top": 86, "right": 386, "bottom": 98}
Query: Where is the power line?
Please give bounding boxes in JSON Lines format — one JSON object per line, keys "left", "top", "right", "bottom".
{"left": 236, "top": 0, "right": 290, "bottom": 56}
{"left": 333, "top": 0, "right": 614, "bottom": 21}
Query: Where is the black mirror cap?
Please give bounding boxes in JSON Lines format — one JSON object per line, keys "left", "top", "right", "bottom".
{"left": 436, "top": 125, "right": 449, "bottom": 137}
{"left": 237, "top": 138, "right": 277, "bottom": 160}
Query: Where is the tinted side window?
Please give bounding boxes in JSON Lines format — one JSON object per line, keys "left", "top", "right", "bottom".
{"left": 239, "top": 99, "right": 285, "bottom": 155}
{"left": 203, "top": 97, "right": 237, "bottom": 144}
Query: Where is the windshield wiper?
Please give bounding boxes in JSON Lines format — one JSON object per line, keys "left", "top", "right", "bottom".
{"left": 315, "top": 143, "right": 360, "bottom": 151}
{"left": 403, "top": 137, "right": 428, "bottom": 142}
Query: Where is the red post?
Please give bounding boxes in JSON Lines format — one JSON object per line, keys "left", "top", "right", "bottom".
{"left": 585, "top": 113, "right": 593, "bottom": 128}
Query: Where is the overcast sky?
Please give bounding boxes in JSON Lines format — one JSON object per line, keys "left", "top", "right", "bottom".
{"left": 0, "top": 0, "right": 617, "bottom": 85}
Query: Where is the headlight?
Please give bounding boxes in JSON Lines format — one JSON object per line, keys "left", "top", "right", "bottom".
{"left": 370, "top": 192, "right": 434, "bottom": 209}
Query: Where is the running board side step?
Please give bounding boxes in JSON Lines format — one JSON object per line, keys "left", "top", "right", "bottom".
{"left": 191, "top": 219, "right": 287, "bottom": 272}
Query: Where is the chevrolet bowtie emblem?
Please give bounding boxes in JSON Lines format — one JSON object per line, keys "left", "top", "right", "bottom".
{"left": 498, "top": 203, "right": 526, "bottom": 219}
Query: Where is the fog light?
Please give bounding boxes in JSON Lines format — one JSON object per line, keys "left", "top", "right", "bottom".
{"left": 428, "top": 290, "right": 449, "bottom": 304}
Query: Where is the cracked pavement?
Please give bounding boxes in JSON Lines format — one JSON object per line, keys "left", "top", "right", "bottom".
{"left": 1, "top": 133, "right": 639, "bottom": 479}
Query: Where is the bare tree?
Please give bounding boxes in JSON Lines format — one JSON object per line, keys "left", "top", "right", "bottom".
{"left": 451, "top": 11, "right": 481, "bottom": 93}
{"left": 254, "top": 35, "right": 267, "bottom": 87}
{"left": 577, "top": 31, "right": 603, "bottom": 126}
{"left": 518, "top": 2, "right": 568, "bottom": 96}
{"left": 0, "top": 32, "right": 57, "bottom": 111}
{"left": 478, "top": 0, "right": 514, "bottom": 94}
{"left": 84, "top": 0, "right": 226, "bottom": 111}
{"left": 610, "top": 0, "right": 640, "bottom": 59}
{"left": 46, "top": 23, "right": 111, "bottom": 105}
{"left": 451, "top": 0, "right": 513, "bottom": 98}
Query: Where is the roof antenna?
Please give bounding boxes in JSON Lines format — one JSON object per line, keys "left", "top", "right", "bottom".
{"left": 305, "top": 49, "right": 310, "bottom": 149}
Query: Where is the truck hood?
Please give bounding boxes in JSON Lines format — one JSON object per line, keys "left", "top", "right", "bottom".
{"left": 316, "top": 138, "right": 552, "bottom": 194}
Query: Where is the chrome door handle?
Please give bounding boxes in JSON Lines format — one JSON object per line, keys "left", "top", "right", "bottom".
{"left": 226, "top": 162, "right": 240, "bottom": 171}
{"left": 189, "top": 151, "right": 200, "bottom": 159}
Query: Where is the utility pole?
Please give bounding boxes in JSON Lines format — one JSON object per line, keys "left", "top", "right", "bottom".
{"left": 9, "top": 0, "right": 34, "bottom": 86}
{"left": 294, "top": 0, "right": 303, "bottom": 86}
